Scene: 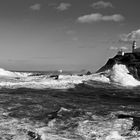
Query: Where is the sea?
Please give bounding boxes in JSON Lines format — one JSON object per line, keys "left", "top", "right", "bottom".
{"left": 1, "top": 64, "right": 140, "bottom": 140}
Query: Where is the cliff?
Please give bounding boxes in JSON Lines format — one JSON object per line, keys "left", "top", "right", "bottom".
{"left": 97, "top": 52, "right": 140, "bottom": 80}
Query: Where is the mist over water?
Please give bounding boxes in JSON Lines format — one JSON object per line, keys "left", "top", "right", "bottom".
{"left": 0, "top": 64, "right": 140, "bottom": 139}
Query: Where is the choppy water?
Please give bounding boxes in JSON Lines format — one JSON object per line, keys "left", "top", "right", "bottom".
{"left": 0, "top": 84, "right": 140, "bottom": 140}
{"left": 0, "top": 65, "right": 140, "bottom": 139}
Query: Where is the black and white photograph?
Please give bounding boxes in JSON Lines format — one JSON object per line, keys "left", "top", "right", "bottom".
{"left": 0, "top": 0, "right": 140, "bottom": 139}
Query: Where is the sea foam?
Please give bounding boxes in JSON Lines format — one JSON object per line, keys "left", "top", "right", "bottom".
{"left": 0, "top": 68, "right": 31, "bottom": 77}
{"left": 0, "top": 64, "right": 139, "bottom": 89}
{"left": 108, "top": 64, "right": 140, "bottom": 86}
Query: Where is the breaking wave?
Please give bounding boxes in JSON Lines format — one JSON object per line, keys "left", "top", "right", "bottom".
{"left": 0, "top": 64, "right": 140, "bottom": 89}
{"left": 0, "top": 68, "right": 31, "bottom": 77}
{"left": 99, "top": 64, "right": 140, "bottom": 87}
{"left": 109, "top": 64, "right": 140, "bottom": 86}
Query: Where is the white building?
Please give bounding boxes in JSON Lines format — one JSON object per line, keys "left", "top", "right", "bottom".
{"left": 117, "top": 49, "right": 124, "bottom": 56}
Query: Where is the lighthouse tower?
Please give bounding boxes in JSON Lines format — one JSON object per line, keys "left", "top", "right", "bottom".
{"left": 132, "top": 40, "right": 136, "bottom": 53}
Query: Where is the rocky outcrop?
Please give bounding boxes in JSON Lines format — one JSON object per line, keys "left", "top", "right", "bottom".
{"left": 96, "top": 52, "right": 140, "bottom": 80}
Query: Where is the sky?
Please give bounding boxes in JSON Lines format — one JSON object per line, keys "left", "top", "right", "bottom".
{"left": 0, "top": 0, "right": 140, "bottom": 71}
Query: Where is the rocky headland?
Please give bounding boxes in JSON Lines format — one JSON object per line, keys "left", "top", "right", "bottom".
{"left": 97, "top": 52, "right": 140, "bottom": 80}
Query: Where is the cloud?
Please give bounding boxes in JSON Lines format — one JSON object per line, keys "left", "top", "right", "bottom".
{"left": 120, "top": 29, "right": 140, "bottom": 43}
{"left": 109, "top": 46, "right": 118, "bottom": 50}
{"left": 77, "top": 13, "right": 124, "bottom": 23}
{"left": 91, "top": 1, "right": 113, "bottom": 9}
{"left": 56, "top": 3, "right": 71, "bottom": 11}
{"left": 30, "top": 3, "right": 41, "bottom": 11}
{"left": 121, "top": 46, "right": 129, "bottom": 50}
{"left": 110, "top": 46, "right": 128, "bottom": 50}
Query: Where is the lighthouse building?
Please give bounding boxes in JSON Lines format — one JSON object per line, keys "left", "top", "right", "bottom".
{"left": 117, "top": 49, "right": 124, "bottom": 56}
{"left": 132, "top": 41, "right": 140, "bottom": 53}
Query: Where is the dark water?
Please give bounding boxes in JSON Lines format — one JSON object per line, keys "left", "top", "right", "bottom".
{"left": 1, "top": 82, "right": 140, "bottom": 140}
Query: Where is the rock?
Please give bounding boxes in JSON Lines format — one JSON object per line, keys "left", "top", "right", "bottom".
{"left": 96, "top": 52, "right": 140, "bottom": 80}
{"left": 50, "top": 75, "right": 59, "bottom": 80}
{"left": 86, "top": 71, "right": 92, "bottom": 75}
{"left": 27, "top": 130, "right": 41, "bottom": 140}
{"left": 78, "top": 74, "right": 83, "bottom": 76}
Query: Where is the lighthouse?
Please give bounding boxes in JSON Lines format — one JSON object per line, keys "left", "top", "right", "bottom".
{"left": 132, "top": 40, "right": 137, "bottom": 53}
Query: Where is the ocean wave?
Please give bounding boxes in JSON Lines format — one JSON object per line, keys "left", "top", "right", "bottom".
{"left": 7, "top": 108, "right": 138, "bottom": 140}
{"left": 0, "top": 102, "right": 140, "bottom": 140}
{"left": 108, "top": 64, "right": 140, "bottom": 86}
{"left": 0, "top": 64, "right": 140, "bottom": 89}
{"left": 0, "top": 68, "right": 31, "bottom": 77}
